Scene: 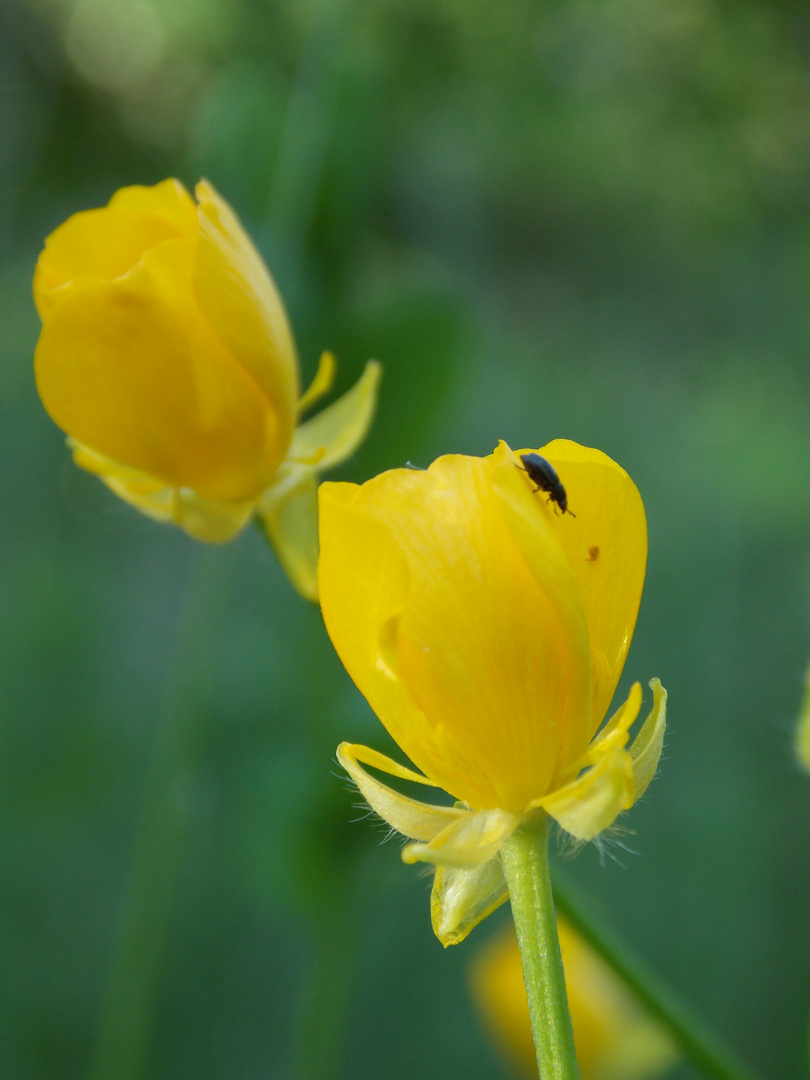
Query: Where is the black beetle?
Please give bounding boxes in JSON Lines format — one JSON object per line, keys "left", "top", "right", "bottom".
{"left": 518, "top": 453, "right": 575, "bottom": 517}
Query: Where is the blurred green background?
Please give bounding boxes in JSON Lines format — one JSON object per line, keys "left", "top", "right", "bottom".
{"left": 3, "top": 0, "right": 810, "bottom": 1077}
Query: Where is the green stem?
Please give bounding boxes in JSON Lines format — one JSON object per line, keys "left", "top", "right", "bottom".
{"left": 88, "top": 545, "right": 231, "bottom": 1080}
{"left": 289, "top": 879, "right": 357, "bottom": 1080}
{"left": 263, "top": 0, "right": 357, "bottom": 295}
{"left": 500, "top": 813, "right": 580, "bottom": 1080}
{"left": 552, "top": 871, "right": 763, "bottom": 1080}
{"left": 260, "top": 6, "right": 362, "bottom": 1078}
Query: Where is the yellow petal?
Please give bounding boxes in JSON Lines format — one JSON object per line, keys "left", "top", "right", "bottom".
{"left": 33, "top": 179, "right": 196, "bottom": 319}
{"left": 107, "top": 178, "right": 200, "bottom": 229}
{"left": 193, "top": 179, "right": 298, "bottom": 467}
{"left": 35, "top": 236, "right": 279, "bottom": 502}
{"left": 321, "top": 450, "right": 595, "bottom": 813}
{"left": 257, "top": 463, "right": 319, "bottom": 600}
{"left": 431, "top": 859, "right": 509, "bottom": 947}
{"left": 321, "top": 488, "right": 445, "bottom": 776}
{"left": 297, "top": 350, "right": 336, "bottom": 414}
{"left": 537, "top": 748, "right": 635, "bottom": 842}
{"left": 629, "top": 679, "right": 667, "bottom": 801}
{"left": 522, "top": 440, "right": 647, "bottom": 733}
{"left": 290, "top": 360, "right": 381, "bottom": 470}
{"left": 402, "top": 807, "right": 521, "bottom": 868}
{"left": 336, "top": 742, "right": 462, "bottom": 842}
{"left": 320, "top": 454, "right": 594, "bottom": 813}
{"left": 321, "top": 484, "right": 495, "bottom": 806}
{"left": 489, "top": 440, "right": 593, "bottom": 783}
{"left": 392, "top": 454, "right": 591, "bottom": 811}
{"left": 70, "top": 442, "right": 255, "bottom": 542}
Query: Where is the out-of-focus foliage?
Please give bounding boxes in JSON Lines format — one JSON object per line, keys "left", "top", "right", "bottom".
{"left": 3, "top": 0, "right": 810, "bottom": 1078}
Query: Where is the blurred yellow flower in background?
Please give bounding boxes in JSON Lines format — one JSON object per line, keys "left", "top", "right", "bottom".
{"left": 320, "top": 440, "right": 666, "bottom": 943}
{"left": 471, "top": 918, "right": 678, "bottom": 1080}
{"left": 795, "top": 662, "right": 810, "bottom": 773}
{"left": 33, "top": 178, "right": 379, "bottom": 599}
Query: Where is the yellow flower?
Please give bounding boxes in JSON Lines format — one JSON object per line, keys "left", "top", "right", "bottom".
{"left": 319, "top": 440, "right": 666, "bottom": 943}
{"left": 471, "top": 918, "right": 678, "bottom": 1080}
{"left": 33, "top": 178, "right": 379, "bottom": 599}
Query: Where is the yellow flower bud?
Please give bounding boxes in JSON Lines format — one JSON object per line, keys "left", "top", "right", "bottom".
{"left": 321, "top": 441, "right": 666, "bottom": 942}
{"left": 471, "top": 919, "right": 678, "bottom": 1080}
{"left": 33, "top": 178, "right": 380, "bottom": 597}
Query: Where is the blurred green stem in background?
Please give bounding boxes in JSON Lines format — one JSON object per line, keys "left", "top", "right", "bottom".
{"left": 89, "top": 0, "right": 363, "bottom": 1075}
{"left": 263, "top": 2, "right": 365, "bottom": 1076}
{"left": 552, "top": 871, "right": 763, "bottom": 1080}
{"left": 501, "top": 814, "right": 580, "bottom": 1080}
{"left": 262, "top": 0, "right": 358, "bottom": 299}
{"left": 288, "top": 866, "right": 365, "bottom": 1080}
{"left": 88, "top": 544, "right": 233, "bottom": 1080}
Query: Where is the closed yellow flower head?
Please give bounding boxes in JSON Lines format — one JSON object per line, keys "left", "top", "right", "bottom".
{"left": 471, "top": 918, "right": 678, "bottom": 1080}
{"left": 320, "top": 441, "right": 666, "bottom": 943}
{"left": 35, "top": 178, "right": 298, "bottom": 503}
{"left": 33, "top": 179, "right": 379, "bottom": 596}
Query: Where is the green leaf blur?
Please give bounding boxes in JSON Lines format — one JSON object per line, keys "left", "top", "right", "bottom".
{"left": 3, "top": 1, "right": 810, "bottom": 1078}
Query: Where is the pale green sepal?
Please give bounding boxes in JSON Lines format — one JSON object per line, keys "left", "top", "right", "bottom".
{"left": 257, "top": 463, "right": 319, "bottom": 600}
{"left": 536, "top": 748, "right": 635, "bottom": 842}
{"left": 338, "top": 742, "right": 440, "bottom": 787}
{"left": 558, "top": 682, "right": 642, "bottom": 785}
{"left": 589, "top": 681, "right": 642, "bottom": 757}
{"left": 431, "top": 857, "right": 509, "bottom": 947}
{"left": 70, "top": 440, "right": 255, "bottom": 543}
{"left": 258, "top": 359, "right": 381, "bottom": 598}
{"left": 170, "top": 488, "right": 255, "bottom": 543}
{"left": 629, "top": 677, "right": 667, "bottom": 799}
{"left": 402, "top": 807, "right": 522, "bottom": 868}
{"left": 336, "top": 742, "right": 462, "bottom": 842}
{"left": 297, "top": 350, "right": 336, "bottom": 415}
{"left": 289, "top": 359, "right": 381, "bottom": 470}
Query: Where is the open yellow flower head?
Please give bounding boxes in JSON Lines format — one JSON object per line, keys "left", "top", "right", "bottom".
{"left": 471, "top": 918, "right": 678, "bottom": 1080}
{"left": 320, "top": 441, "right": 666, "bottom": 942}
{"left": 33, "top": 178, "right": 380, "bottom": 599}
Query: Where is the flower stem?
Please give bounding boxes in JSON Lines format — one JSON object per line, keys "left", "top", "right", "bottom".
{"left": 88, "top": 545, "right": 231, "bottom": 1080}
{"left": 500, "top": 813, "right": 580, "bottom": 1080}
{"left": 288, "top": 878, "right": 357, "bottom": 1080}
{"left": 263, "top": 0, "right": 358, "bottom": 296}
{"left": 552, "top": 870, "right": 763, "bottom": 1080}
